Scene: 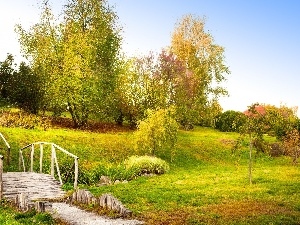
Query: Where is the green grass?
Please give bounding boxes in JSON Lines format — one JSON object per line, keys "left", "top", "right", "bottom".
{"left": 0, "top": 200, "right": 59, "bottom": 225}
{"left": 0, "top": 126, "right": 299, "bottom": 224}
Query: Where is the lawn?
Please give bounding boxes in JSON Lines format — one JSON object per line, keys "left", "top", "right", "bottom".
{"left": 0, "top": 126, "right": 299, "bottom": 224}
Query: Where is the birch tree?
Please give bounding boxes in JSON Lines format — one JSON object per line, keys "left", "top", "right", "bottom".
{"left": 171, "top": 14, "right": 230, "bottom": 128}
{"left": 16, "top": 0, "right": 121, "bottom": 127}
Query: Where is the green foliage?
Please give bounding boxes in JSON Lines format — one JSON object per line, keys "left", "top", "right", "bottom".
{"left": 171, "top": 15, "right": 230, "bottom": 127}
{"left": 114, "top": 45, "right": 226, "bottom": 129}
{"left": 62, "top": 156, "right": 169, "bottom": 185}
{"left": 0, "top": 54, "right": 15, "bottom": 99}
{"left": 134, "top": 108, "right": 179, "bottom": 157}
{"left": 14, "top": 210, "right": 55, "bottom": 225}
{"left": 113, "top": 56, "right": 155, "bottom": 127}
{"left": 8, "top": 62, "right": 43, "bottom": 114}
{"left": 263, "top": 104, "right": 298, "bottom": 139}
{"left": 88, "top": 127, "right": 300, "bottom": 225}
{"left": 215, "top": 110, "right": 246, "bottom": 132}
{"left": 283, "top": 129, "right": 300, "bottom": 164}
{"left": 0, "top": 201, "right": 55, "bottom": 225}
{"left": 124, "top": 155, "right": 170, "bottom": 175}
{"left": 16, "top": 0, "right": 122, "bottom": 127}
{"left": 0, "top": 56, "right": 43, "bottom": 114}
{"left": 1, "top": 126, "right": 300, "bottom": 224}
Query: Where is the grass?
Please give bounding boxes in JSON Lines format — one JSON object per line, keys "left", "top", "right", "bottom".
{"left": 0, "top": 200, "right": 66, "bottom": 225}
{"left": 0, "top": 126, "right": 299, "bottom": 224}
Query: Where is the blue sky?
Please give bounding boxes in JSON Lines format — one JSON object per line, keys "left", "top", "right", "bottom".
{"left": 1, "top": 0, "right": 299, "bottom": 114}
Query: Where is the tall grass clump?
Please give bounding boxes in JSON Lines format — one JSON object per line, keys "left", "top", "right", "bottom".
{"left": 124, "top": 155, "right": 170, "bottom": 175}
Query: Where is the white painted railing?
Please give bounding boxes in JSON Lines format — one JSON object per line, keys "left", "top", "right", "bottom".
{"left": 0, "top": 133, "right": 11, "bottom": 166}
{"left": 0, "top": 155, "right": 3, "bottom": 200}
{"left": 19, "top": 142, "right": 79, "bottom": 189}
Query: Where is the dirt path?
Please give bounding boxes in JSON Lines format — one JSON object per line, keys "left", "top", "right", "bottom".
{"left": 49, "top": 203, "right": 143, "bottom": 225}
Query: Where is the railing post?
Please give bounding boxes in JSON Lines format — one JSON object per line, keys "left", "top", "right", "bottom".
{"left": 0, "top": 155, "right": 3, "bottom": 200}
{"left": 51, "top": 144, "right": 55, "bottom": 177}
{"left": 30, "top": 144, "right": 34, "bottom": 172}
{"left": 19, "top": 150, "right": 21, "bottom": 171}
{"left": 7, "top": 147, "right": 10, "bottom": 166}
{"left": 54, "top": 153, "right": 63, "bottom": 185}
{"left": 74, "top": 157, "right": 79, "bottom": 189}
{"left": 39, "top": 143, "right": 44, "bottom": 173}
{"left": 19, "top": 150, "right": 26, "bottom": 172}
{"left": 0, "top": 133, "right": 10, "bottom": 166}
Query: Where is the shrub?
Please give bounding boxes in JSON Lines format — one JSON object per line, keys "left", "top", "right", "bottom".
{"left": 269, "top": 142, "right": 285, "bottom": 157}
{"left": 64, "top": 156, "right": 170, "bottom": 186}
{"left": 0, "top": 110, "right": 50, "bottom": 130}
{"left": 252, "top": 138, "right": 271, "bottom": 154}
{"left": 124, "top": 155, "right": 170, "bottom": 175}
{"left": 134, "top": 107, "right": 179, "bottom": 157}
{"left": 283, "top": 129, "right": 300, "bottom": 164}
{"left": 215, "top": 110, "right": 246, "bottom": 132}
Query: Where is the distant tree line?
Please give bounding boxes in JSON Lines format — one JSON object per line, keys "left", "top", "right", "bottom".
{"left": 216, "top": 104, "right": 300, "bottom": 166}
{"left": 0, "top": 0, "right": 229, "bottom": 129}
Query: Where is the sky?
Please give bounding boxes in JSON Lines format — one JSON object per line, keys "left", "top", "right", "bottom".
{"left": 0, "top": 0, "right": 299, "bottom": 115}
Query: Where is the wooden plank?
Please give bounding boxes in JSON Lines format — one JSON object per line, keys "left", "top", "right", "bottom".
{"left": 2, "top": 172, "right": 66, "bottom": 202}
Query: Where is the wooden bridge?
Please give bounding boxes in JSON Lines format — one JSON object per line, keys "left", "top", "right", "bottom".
{"left": 0, "top": 135, "right": 79, "bottom": 209}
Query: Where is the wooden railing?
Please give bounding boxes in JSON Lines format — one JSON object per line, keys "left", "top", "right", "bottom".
{"left": 0, "top": 155, "right": 3, "bottom": 200}
{"left": 19, "top": 142, "right": 79, "bottom": 189}
{"left": 0, "top": 133, "right": 11, "bottom": 166}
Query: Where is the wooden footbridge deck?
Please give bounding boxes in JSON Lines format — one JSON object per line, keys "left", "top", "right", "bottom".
{"left": 0, "top": 135, "right": 79, "bottom": 208}
{"left": 2, "top": 172, "right": 66, "bottom": 202}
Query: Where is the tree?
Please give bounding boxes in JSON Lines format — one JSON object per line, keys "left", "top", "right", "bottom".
{"left": 16, "top": 1, "right": 61, "bottom": 114}
{"left": 170, "top": 15, "right": 229, "bottom": 128}
{"left": 16, "top": 0, "right": 121, "bottom": 127}
{"left": 114, "top": 55, "right": 157, "bottom": 127}
{"left": 0, "top": 54, "right": 15, "bottom": 99}
{"left": 263, "top": 104, "right": 298, "bottom": 139}
{"left": 283, "top": 129, "right": 300, "bottom": 164}
{"left": 244, "top": 104, "right": 266, "bottom": 184}
{"left": 8, "top": 62, "right": 43, "bottom": 114}
{"left": 215, "top": 110, "right": 247, "bottom": 132}
{"left": 134, "top": 107, "right": 179, "bottom": 160}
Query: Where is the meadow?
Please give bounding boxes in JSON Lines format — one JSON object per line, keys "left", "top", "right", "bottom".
{"left": 0, "top": 126, "right": 300, "bottom": 225}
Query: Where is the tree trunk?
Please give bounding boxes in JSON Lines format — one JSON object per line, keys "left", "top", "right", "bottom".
{"left": 249, "top": 133, "right": 253, "bottom": 185}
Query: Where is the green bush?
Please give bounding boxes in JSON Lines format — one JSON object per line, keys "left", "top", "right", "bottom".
{"left": 124, "top": 155, "right": 170, "bottom": 175}
{"left": 134, "top": 108, "right": 179, "bottom": 156}
{"left": 62, "top": 156, "right": 170, "bottom": 186}
{"left": 215, "top": 110, "right": 246, "bottom": 132}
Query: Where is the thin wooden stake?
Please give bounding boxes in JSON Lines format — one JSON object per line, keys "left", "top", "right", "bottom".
{"left": 30, "top": 144, "right": 34, "bottom": 172}
{"left": 0, "top": 155, "right": 3, "bottom": 200}
{"left": 54, "top": 151, "right": 63, "bottom": 185}
{"left": 40, "top": 143, "right": 44, "bottom": 173}
{"left": 51, "top": 144, "right": 55, "bottom": 177}
{"left": 20, "top": 150, "right": 26, "bottom": 172}
{"left": 74, "top": 157, "right": 79, "bottom": 189}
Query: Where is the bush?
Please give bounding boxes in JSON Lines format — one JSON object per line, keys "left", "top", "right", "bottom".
{"left": 124, "top": 155, "right": 170, "bottom": 176}
{"left": 215, "top": 110, "right": 246, "bottom": 132}
{"left": 283, "top": 129, "right": 300, "bottom": 164}
{"left": 0, "top": 110, "right": 50, "bottom": 130}
{"left": 134, "top": 108, "right": 179, "bottom": 157}
{"left": 269, "top": 142, "right": 285, "bottom": 157}
{"left": 61, "top": 156, "right": 170, "bottom": 186}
